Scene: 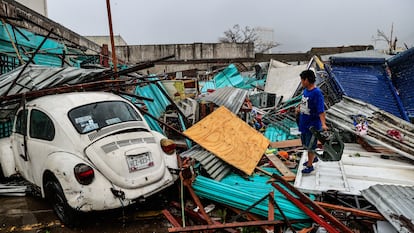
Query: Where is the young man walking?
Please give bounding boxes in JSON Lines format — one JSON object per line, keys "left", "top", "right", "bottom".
{"left": 296, "top": 70, "right": 328, "bottom": 174}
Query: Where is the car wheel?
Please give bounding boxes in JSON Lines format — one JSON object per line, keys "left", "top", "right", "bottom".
{"left": 0, "top": 164, "right": 4, "bottom": 181}
{"left": 45, "top": 180, "right": 80, "bottom": 227}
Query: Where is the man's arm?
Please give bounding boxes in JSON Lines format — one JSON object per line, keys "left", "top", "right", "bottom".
{"left": 319, "top": 112, "right": 328, "bottom": 131}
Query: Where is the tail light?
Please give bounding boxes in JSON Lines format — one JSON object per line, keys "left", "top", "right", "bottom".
{"left": 74, "top": 163, "right": 94, "bottom": 185}
{"left": 161, "top": 139, "right": 176, "bottom": 155}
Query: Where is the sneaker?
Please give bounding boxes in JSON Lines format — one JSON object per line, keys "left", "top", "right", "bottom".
{"left": 301, "top": 166, "right": 314, "bottom": 174}
{"left": 302, "top": 157, "right": 319, "bottom": 166}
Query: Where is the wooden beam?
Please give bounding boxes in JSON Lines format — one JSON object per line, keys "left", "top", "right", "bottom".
{"left": 270, "top": 139, "right": 302, "bottom": 149}
{"left": 265, "top": 154, "right": 296, "bottom": 181}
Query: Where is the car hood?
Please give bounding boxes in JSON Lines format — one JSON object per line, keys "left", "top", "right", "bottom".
{"left": 84, "top": 131, "right": 167, "bottom": 189}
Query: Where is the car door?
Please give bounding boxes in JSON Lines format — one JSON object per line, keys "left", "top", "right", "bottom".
{"left": 26, "top": 109, "right": 56, "bottom": 186}
{"left": 12, "top": 109, "right": 35, "bottom": 183}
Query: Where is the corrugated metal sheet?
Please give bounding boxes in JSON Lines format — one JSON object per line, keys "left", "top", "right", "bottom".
{"left": 200, "top": 64, "right": 262, "bottom": 92}
{"left": 133, "top": 81, "right": 192, "bottom": 148}
{"left": 388, "top": 47, "right": 414, "bottom": 121}
{"left": 134, "top": 81, "right": 170, "bottom": 133}
{"left": 320, "top": 50, "right": 392, "bottom": 62}
{"left": 0, "top": 65, "right": 106, "bottom": 95}
{"left": 326, "top": 96, "right": 414, "bottom": 160}
{"left": 0, "top": 21, "right": 83, "bottom": 68}
{"left": 0, "top": 64, "right": 107, "bottom": 120}
{"left": 200, "top": 64, "right": 244, "bottom": 92}
{"left": 294, "top": 143, "right": 414, "bottom": 196}
{"left": 326, "top": 57, "right": 408, "bottom": 120}
{"left": 264, "top": 61, "right": 305, "bottom": 101}
{"left": 180, "top": 145, "right": 231, "bottom": 181}
{"left": 263, "top": 120, "right": 298, "bottom": 142}
{"left": 192, "top": 169, "right": 314, "bottom": 229}
{"left": 199, "top": 86, "right": 248, "bottom": 114}
{"left": 361, "top": 184, "right": 414, "bottom": 233}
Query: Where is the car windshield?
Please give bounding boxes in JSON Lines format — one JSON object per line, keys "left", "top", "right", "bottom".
{"left": 68, "top": 101, "right": 142, "bottom": 134}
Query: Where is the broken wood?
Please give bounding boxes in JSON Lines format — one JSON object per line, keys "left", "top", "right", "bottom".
{"left": 265, "top": 153, "right": 296, "bottom": 181}
{"left": 270, "top": 139, "right": 302, "bottom": 149}
{"left": 270, "top": 139, "right": 321, "bottom": 149}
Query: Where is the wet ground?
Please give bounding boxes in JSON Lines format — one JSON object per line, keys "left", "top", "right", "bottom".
{"left": 0, "top": 192, "right": 174, "bottom": 233}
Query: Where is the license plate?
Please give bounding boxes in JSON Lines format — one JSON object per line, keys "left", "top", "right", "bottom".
{"left": 126, "top": 153, "right": 154, "bottom": 172}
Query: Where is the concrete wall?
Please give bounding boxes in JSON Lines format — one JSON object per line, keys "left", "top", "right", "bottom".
{"left": 15, "top": 0, "right": 47, "bottom": 16}
{"left": 115, "top": 42, "right": 255, "bottom": 64}
{"left": 85, "top": 35, "right": 128, "bottom": 49}
{"left": 142, "top": 59, "right": 257, "bottom": 75}
{"left": 0, "top": 0, "right": 101, "bottom": 54}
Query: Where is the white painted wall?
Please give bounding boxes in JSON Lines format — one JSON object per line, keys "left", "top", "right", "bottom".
{"left": 16, "top": 0, "right": 48, "bottom": 16}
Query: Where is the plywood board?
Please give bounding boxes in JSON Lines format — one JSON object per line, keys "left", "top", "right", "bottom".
{"left": 184, "top": 106, "right": 269, "bottom": 175}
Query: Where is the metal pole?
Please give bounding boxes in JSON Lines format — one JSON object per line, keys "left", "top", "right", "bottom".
{"left": 106, "top": 0, "right": 118, "bottom": 76}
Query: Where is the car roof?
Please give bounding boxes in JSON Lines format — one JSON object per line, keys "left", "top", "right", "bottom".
{"left": 28, "top": 92, "right": 127, "bottom": 113}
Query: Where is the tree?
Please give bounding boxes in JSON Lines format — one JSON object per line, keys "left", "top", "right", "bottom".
{"left": 372, "top": 23, "right": 398, "bottom": 54}
{"left": 219, "top": 24, "right": 279, "bottom": 53}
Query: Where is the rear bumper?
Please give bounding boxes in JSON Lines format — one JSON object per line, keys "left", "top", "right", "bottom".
{"left": 64, "top": 169, "right": 177, "bottom": 212}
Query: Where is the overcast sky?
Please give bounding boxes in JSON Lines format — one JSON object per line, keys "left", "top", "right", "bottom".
{"left": 47, "top": 0, "right": 414, "bottom": 52}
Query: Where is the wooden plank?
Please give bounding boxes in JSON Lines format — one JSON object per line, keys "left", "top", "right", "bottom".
{"left": 265, "top": 154, "right": 296, "bottom": 181}
{"left": 270, "top": 139, "right": 302, "bottom": 149}
{"left": 184, "top": 106, "right": 269, "bottom": 175}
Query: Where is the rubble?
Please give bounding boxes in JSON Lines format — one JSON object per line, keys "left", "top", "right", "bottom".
{"left": 1, "top": 24, "right": 414, "bottom": 231}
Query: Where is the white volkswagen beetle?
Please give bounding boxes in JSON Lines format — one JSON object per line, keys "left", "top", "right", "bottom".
{"left": 0, "top": 91, "right": 179, "bottom": 226}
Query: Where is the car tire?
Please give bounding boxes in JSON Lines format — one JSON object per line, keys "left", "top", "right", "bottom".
{"left": 45, "top": 180, "right": 80, "bottom": 227}
{"left": 0, "top": 164, "right": 4, "bottom": 181}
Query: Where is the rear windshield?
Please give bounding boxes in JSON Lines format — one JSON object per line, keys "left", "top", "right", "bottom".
{"left": 68, "top": 101, "right": 142, "bottom": 134}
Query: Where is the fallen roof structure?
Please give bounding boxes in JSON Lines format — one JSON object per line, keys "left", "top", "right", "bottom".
{"left": 264, "top": 59, "right": 306, "bottom": 102}
{"left": 325, "top": 57, "right": 409, "bottom": 121}
{"left": 294, "top": 143, "right": 414, "bottom": 196}
{"left": 326, "top": 96, "right": 414, "bottom": 160}
{"left": 388, "top": 47, "right": 414, "bottom": 122}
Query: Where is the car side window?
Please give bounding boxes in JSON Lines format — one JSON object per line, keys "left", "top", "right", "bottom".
{"left": 29, "top": 109, "right": 55, "bottom": 141}
{"left": 15, "top": 110, "right": 27, "bottom": 135}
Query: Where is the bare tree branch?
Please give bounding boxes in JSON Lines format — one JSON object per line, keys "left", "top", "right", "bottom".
{"left": 219, "top": 24, "right": 280, "bottom": 53}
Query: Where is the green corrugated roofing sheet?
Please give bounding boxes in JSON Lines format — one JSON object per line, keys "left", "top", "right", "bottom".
{"left": 0, "top": 21, "right": 95, "bottom": 68}
{"left": 200, "top": 64, "right": 263, "bottom": 92}
{"left": 133, "top": 80, "right": 192, "bottom": 147}
{"left": 192, "top": 167, "right": 313, "bottom": 229}
{"left": 264, "top": 120, "right": 298, "bottom": 142}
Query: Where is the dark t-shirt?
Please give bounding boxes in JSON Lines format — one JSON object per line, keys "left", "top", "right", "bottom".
{"left": 299, "top": 87, "right": 324, "bottom": 134}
